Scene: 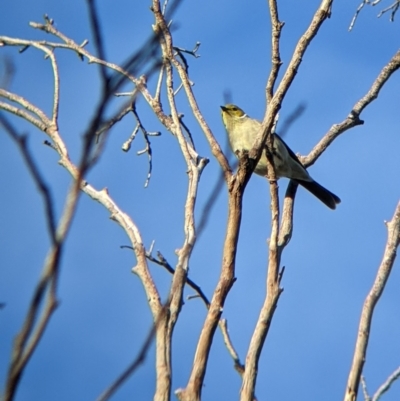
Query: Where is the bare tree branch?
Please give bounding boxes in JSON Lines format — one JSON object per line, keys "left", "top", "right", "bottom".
{"left": 0, "top": 88, "right": 51, "bottom": 127}
{"left": 2, "top": 2, "right": 400, "bottom": 401}
{"left": 266, "top": 0, "right": 284, "bottom": 103}
{"left": 239, "top": 3, "right": 333, "bottom": 400}
{"left": 349, "top": 0, "right": 400, "bottom": 30}
{"left": 240, "top": 161, "right": 283, "bottom": 401}
{"left": 303, "top": 49, "right": 400, "bottom": 168}
{"left": 349, "top": 0, "right": 372, "bottom": 30}
{"left": 1, "top": 114, "right": 86, "bottom": 401}
{"left": 372, "top": 366, "right": 400, "bottom": 401}
{"left": 151, "top": 6, "right": 231, "bottom": 179}
{"left": 377, "top": 0, "right": 400, "bottom": 21}
{"left": 142, "top": 244, "right": 246, "bottom": 376}
{"left": 361, "top": 375, "right": 371, "bottom": 401}
{"left": 132, "top": 101, "right": 161, "bottom": 187}
{"left": 0, "top": 12, "right": 172, "bottom": 399}
{"left": 343, "top": 201, "right": 400, "bottom": 401}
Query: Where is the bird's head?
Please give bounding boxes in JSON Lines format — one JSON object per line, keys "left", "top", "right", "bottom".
{"left": 220, "top": 104, "right": 246, "bottom": 120}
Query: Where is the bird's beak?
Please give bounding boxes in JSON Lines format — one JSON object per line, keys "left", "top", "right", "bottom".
{"left": 220, "top": 105, "right": 227, "bottom": 112}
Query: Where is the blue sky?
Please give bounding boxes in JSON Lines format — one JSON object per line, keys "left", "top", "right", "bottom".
{"left": 1, "top": 1, "right": 400, "bottom": 401}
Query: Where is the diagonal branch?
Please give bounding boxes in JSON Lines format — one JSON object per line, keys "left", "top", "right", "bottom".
{"left": 303, "top": 49, "right": 400, "bottom": 168}
{"left": 1, "top": 116, "right": 86, "bottom": 401}
{"left": 372, "top": 365, "right": 400, "bottom": 401}
{"left": 343, "top": 201, "right": 400, "bottom": 401}
{"left": 143, "top": 245, "right": 246, "bottom": 375}
{"left": 249, "top": 0, "right": 333, "bottom": 203}
{"left": 0, "top": 88, "right": 51, "bottom": 126}
{"left": 1, "top": 13, "right": 171, "bottom": 399}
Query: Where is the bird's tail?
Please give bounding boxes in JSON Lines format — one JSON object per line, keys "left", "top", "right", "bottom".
{"left": 294, "top": 179, "right": 341, "bottom": 210}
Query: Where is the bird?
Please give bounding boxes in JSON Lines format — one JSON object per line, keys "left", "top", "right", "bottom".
{"left": 220, "top": 104, "right": 341, "bottom": 209}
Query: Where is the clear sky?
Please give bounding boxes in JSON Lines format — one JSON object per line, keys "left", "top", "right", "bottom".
{"left": 1, "top": 1, "right": 400, "bottom": 401}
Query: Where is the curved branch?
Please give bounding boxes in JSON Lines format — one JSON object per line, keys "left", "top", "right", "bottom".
{"left": 0, "top": 89, "right": 51, "bottom": 125}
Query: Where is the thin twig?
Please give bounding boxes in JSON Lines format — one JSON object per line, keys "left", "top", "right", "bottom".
{"left": 0, "top": 100, "right": 48, "bottom": 132}
{"left": 155, "top": 64, "right": 164, "bottom": 102}
{"left": 97, "top": 102, "right": 134, "bottom": 143}
{"left": 178, "top": 113, "right": 196, "bottom": 150}
{"left": 121, "top": 124, "right": 140, "bottom": 152}
{"left": 361, "top": 375, "right": 371, "bottom": 401}
{"left": 0, "top": 88, "right": 50, "bottom": 125}
{"left": 123, "top": 244, "right": 211, "bottom": 308}
{"left": 153, "top": 249, "right": 246, "bottom": 374}
{"left": 134, "top": 243, "right": 246, "bottom": 375}
{"left": 219, "top": 319, "right": 245, "bottom": 375}
{"left": 131, "top": 102, "right": 158, "bottom": 187}
{"left": 349, "top": 0, "right": 371, "bottom": 30}
{"left": 377, "top": 0, "right": 400, "bottom": 21}
{"left": 372, "top": 366, "right": 400, "bottom": 401}
{"left": 173, "top": 42, "right": 201, "bottom": 59}
{"left": 349, "top": 0, "right": 400, "bottom": 29}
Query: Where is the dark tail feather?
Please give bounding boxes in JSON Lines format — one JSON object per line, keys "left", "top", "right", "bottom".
{"left": 294, "top": 179, "right": 341, "bottom": 210}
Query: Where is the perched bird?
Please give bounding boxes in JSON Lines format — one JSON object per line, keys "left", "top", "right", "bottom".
{"left": 220, "top": 104, "right": 341, "bottom": 209}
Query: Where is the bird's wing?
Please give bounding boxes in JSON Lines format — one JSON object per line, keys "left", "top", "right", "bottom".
{"left": 273, "top": 133, "right": 312, "bottom": 182}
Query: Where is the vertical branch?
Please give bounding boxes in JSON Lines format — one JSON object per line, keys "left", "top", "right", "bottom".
{"left": 344, "top": 201, "right": 400, "bottom": 401}
{"left": 248, "top": 0, "right": 333, "bottom": 191}
{"left": 278, "top": 181, "right": 297, "bottom": 247}
{"left": 150, "top": 2, "right": 211, "bottom": 399}
{"left": 240, "top": 155, "right": 283, "bottom": 401}
{"left": 176, "top": 154, "right": 254, "bottom": 401}
{"left": 239, "top": 2, "right": 333, "bottom": 400}
{"left": 45, "top": 47, "right": 60, "bottom": 125}
{"left": 175, "top": 182, "right": 241, "bottom": 401}
{"left": 266, "top": 0, "right": 283, "bottom": 103}
{"left": 174, "top": 3, "right": 333, "bottom": 400}
{"left": 148, "top": 13, "right": 244, "bottom": 398}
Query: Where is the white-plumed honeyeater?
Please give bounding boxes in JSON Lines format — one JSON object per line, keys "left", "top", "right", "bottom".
{"left": 221, "top": 104, "right": 341, "bottom": 209}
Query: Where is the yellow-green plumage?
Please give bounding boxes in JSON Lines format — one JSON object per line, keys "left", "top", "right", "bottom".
{"left": 221, "top": 104, "right": 341, "bottom": 209}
